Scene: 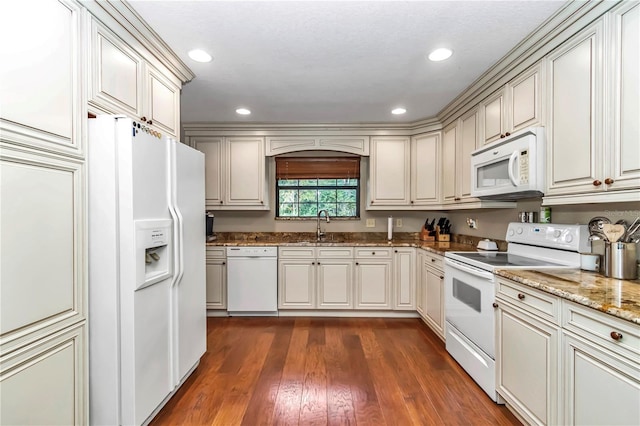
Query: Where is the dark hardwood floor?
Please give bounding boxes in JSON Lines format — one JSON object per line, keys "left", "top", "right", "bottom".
{"left": 151, "top": 317, "right": 520, "bottom": 425}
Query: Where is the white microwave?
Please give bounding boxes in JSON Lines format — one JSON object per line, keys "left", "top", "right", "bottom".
{"left": 471, "top": 127, "right": 545, "bottom": 200}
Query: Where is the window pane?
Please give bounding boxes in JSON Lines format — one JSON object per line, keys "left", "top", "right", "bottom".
{"left": 299, "top": 179, "right": 318, "bottom": 186}
{"left": 299, "top": 204, "right": 318, "bottom": 216}
{"left": 299, "top": 190, "right": 318, "bottom": 202}
{"left": 337, "top": 203, "right": 357, "bottom": 216}
{"left": 278, "top": 179, "right": 298, "bottom": 186}
{"left": 318, "top": 179, "right": 337, "bottom": 186}
{"left": 318, "top": 189, "right": 337, "bottom": 203}
{"left": 278, "top": 189, "right": 298, "bottom": 203}
{"left": 337, "top": 189, "right": 356, "bottom": 202}
{"left": 337, "top": 179, "right": 358, "bottom": 186}
{"left": 318, "top": 204, "right": 337, "bottom": 216}
{"left": 279, "top": 203, "right": 298, "bottom": 216}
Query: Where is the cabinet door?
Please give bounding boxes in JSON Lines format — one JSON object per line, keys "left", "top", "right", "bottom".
{"left": 459, "top": 109, "right": 479, "bottom": 200}
{"left": 424, "top": 268, "right": 444, "bottom": 338}
{"left": 205, "top": 259, "right": 226, "bottom": 309}
{"left": 609, "top": 2, "right": 640, "bottom": 191}
{"left": 146, "top": 66, "right": 180, "bottom": 137}
{"left": 411, "top": 133, "right": 440, "bottom": 205}
{"left": 546, "top": 21, "right": 604, "bottom": 195}
{"left": 90, "top": 19, "right": 142, "bottom": 119}
{"left": 0, "top": 0, "right": 83, "bottom": 155}
{"left": 317, "top": 260, "right": 353, "bottom": 309}
{"left": 480, "top": 89, "right": 506, "bottom": 145}
{"left": 416, "top": 252, "right": 426, "bottom": 316}
{"left": 509, "top": 64, "right": 542, "bottom": 133}
{"left": 278, "top": 260, "right": 315, "bottom": 308}
{"left": 369, "top": 137, "right": 410, "bottom": 206}
{"left": 563, "top": 332, "right": 640, "bottom": 426}
{"left": 354, "top": 261, "right": 392, "bottom": 309}
{"left": 193, "top": 138, "right": 224, "bottom": 207}
{"left": 441, "top": 123, "right": 458, "bottom": 202}
{"left": 225, "top": 137, "right": 266, "bottom": 206}
{"left": 497, "top": 304, "right": 560, "bottom": 426}
{"left": 393, "top": 249, "right": 415, "bottom": 310}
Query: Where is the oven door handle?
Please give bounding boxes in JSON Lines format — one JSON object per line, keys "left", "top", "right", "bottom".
{"left": 445, "top": 258, "right": 495, "bottom": 281}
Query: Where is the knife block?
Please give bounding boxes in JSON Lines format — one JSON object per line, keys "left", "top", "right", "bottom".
{"left": 420, "top": 227, "right": 435, "bottom": 242}
{"left": 435, "top": 226, "right": 450, "bottom": 242}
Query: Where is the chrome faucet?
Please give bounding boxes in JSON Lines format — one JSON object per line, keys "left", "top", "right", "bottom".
{"left": 317, "top": 209, "right": 330, "bottom": 241}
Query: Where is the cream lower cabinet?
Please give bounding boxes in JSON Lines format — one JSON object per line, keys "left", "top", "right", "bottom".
{"left": 192, "top": 136, "right": 268, "bottom": 210}
{"left": 562, "top": 301, "right": 640, "bottom": 426}
{"left": 393, "top": 248, "right": 416, "bottom": 310}
{"left": 496, "top": 279, "right": 561, "bottom": 426}
{"left": 354, "top": 248, "right": 392, "bottom": 310}
{"left": 416, "top": 250, "right": 427, "bottom": 317}
{"left": 420, "top": 251, "right": 445, "bottom": 340}
{"left": 205, "top": 248, "right": 227, "bottom": 311}
{"left": 317, "top": 260, "right": 353, "bottom": 309}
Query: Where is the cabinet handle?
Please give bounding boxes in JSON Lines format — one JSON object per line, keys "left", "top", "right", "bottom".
{"left": 604, "top": 178, "right": 615, "bottom": 185}
{"left": 610, "top": 331, "right": 623, "bottom": 341}
{"left": 593, "top": 180, "right": 602, "bottom": 187}
{"left": 505, "top": 132, "right": 511, "bottom": 137}
{"left": 454, "top": 197, "right": 461, "bottom": 201}
{"left": 492, "top": 302, "right": 498, "bottom": 308}
{"left": 140, "top": 116, "right": 147, "bottom": 122}
{"left": 147, "top": 119, "right": 153, "bottom": 125}
{"left": 517, "top": 293, "right": 525, "bottom": 300}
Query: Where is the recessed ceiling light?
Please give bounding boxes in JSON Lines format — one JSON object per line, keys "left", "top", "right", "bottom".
{"left": 188, "top": 49, "right": 212, "bottom": 63}
{"left": 236, "top": 108, "right": 251, "bottom": 115}
{"left": 391, "top": 108, "right": 407, "bottom": 115}
{"left": 428, "top": 48, "right": 453, "bottom": 62}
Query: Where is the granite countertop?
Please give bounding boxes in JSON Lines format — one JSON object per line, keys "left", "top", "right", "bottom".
{"left": 206, "top": 232, "right": 479, "bottom": 256}
{"left": 494, "top": 269, "right": 640, "bottom": 325}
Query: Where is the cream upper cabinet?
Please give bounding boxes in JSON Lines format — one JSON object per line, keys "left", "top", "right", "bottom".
{"left": 442, "top": 109, "right": 479, "bottom": 204}
{"left": 543, "top": 13, "right": 639, "bottom": 204}
{"left": 480, "top": 64, "right": 543, "bottom": 146}
{"left": 411, "top": 133, "right": 441, "bottom": 205}
{"left": 89, "top": 19, "right": 181, "bottom": 138}
{"left": 369, "top": 136, "right": 411, "bottom": 206}
{"left": 369, "top": 134, "right": 440, "bottom": 208}
{"left": 193, "top": 137, "right": 268, "bottom": 210}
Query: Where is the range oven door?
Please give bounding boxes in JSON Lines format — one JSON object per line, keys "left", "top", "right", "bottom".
{"left": 444, "top": 257, "right": 497, "bottom": 359}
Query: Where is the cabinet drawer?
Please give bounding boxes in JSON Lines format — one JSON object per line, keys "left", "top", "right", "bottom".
{"left": 563, "top": 300, "right": 640, "bottom": 361}
{"left": 355, "top": 247, "right": 392, "bottom": 259}
{"left": 205, "top": 247, "right": 226, "bottom": 259}
{"left": 497, "top": 279, "right": 560, "bottom": 325}
{"left": 279, "top": 247, "right": 315, "bottom": 259}
{"left": 423, "top": 251, "right": 444, "bottom": 270}
{"left": 317, "top": 247, "right": 353, "bottom": 259}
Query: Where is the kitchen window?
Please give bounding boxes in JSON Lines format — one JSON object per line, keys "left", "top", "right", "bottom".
{"left": 275, "top": 157, "right": 360, "bottom": 218}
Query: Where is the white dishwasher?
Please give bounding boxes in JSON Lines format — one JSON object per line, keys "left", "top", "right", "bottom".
{"left": 226, "top": 247, "right": 278, "bottom": 316}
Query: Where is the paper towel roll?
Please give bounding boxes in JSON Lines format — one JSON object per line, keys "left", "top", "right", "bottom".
{"left": 388, "top": 216, "right": 393, "bottom": 240}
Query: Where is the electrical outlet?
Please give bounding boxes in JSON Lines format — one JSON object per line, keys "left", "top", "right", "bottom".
{"left": 466, "top": 218, "right": 478, "bottom": 229}
{"left": 366, "top": 219, "right": 376, "bottom": 228}
{"left": 396, "top": 218, "right": 403, "bottom": 228}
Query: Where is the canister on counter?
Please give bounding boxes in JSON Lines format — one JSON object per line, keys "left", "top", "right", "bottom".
{"left": 540, "top": 207, "right": 551, "bottom": 223}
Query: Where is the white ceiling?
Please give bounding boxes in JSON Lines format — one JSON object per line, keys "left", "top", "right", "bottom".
{"left": 130, "top": 0, "right": 565, "bottom": 124}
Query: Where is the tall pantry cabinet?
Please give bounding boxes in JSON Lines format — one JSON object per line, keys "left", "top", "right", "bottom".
{"left": 0, "top": 1, "right": 192, "bottom": 424}
{"left": 0, "top": 1, "right": 87, "bottom": 424}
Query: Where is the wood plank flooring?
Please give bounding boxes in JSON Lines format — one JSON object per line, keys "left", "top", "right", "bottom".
{"left": 151, "top": 317, "right": 520, "bottom": 426}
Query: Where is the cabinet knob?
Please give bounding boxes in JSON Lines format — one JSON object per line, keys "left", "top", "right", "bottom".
{"left": 500, "top": 134, "right": 506, "bottom": 138}
{"left": 517, "top": 293, "right": 526, "bottom": 300}
{"left": 410, "top": 200, "right": 414, "bottom": 204}
{"left": 431, "top": 258, "right": 436, "bottom": 262}
{"left": 312, "top": 262, "right": 315, "bottom": 265}
{"left": 604, "top": 178, "right": 615, "bottom": 185}
{"left": 394, "top": 250, "right": 398, "bottom": 253}
{"left": 593, "top": 180, "right": 602, "bottom": 187}
{"left": 610, "top": 331, "right": 623, "bottom": 341}
{"left": 220, "top": 200, "right": 223, "bottom": 204}
{"left": 492, "top": 302, "right": 499, "bottom": 308}
{"left": 222, "top": 261, "right": 226, "bottom": 265}
{"left": 372, "top": 252, "right": 375, "bottom": 255}
{"left": 147, "top": 120, "right": 153, "bottom": 125}
{"left": 317, "top": 261, "right": 320, "bottom": 265}
{"left": 140, "top": 116, "right": 147, "bottom": 122}
{"left": 371, "top": 200, "right": 374, "bottom": 204}
{"left": 261, "top": 201, "right": 264, "bottom": 204}
{"left": 505, "top": 132, "right": 511, "bottom": 137}
{"left": 355, "top": 262, "right": 359, "bottom": 265}
{"left": 439, "top": 276, "right": 444, "bottom": 279}
{"left": 454, "top": 197, "right": 461, "bottom": 201}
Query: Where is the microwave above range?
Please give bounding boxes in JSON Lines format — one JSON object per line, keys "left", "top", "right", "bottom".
{"left": 471, "top": 127, "right": 545, "bottom": 200}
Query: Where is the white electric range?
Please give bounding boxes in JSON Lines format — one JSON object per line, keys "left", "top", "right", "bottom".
{"left": 443, "top": 222, "right": 589, "bottom": 402}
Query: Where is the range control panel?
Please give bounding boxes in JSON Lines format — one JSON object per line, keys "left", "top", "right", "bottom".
{"left": 506, "top": 222, "right": 589, "bottom": 253}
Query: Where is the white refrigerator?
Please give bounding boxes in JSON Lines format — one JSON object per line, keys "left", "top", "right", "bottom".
{"left": 88, "top": 116, "right": 206, "bottom": 425}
